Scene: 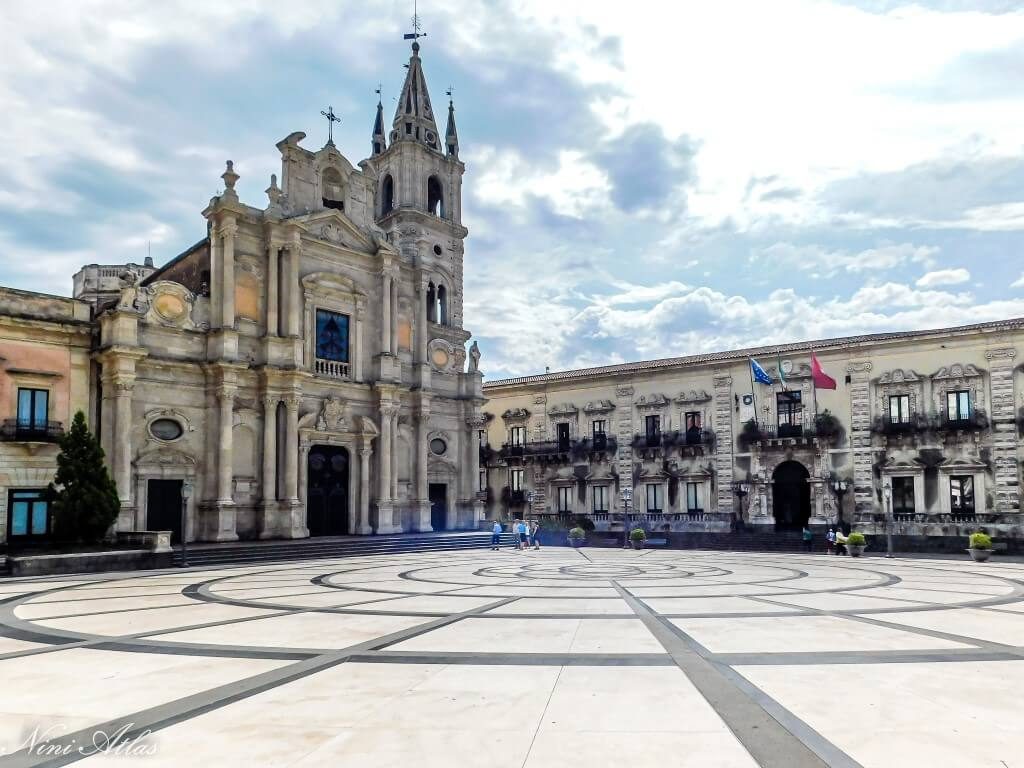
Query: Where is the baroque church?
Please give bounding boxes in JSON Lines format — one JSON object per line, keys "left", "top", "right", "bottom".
{"left": 0, "top": 40, "right": 486, "bottom": 546}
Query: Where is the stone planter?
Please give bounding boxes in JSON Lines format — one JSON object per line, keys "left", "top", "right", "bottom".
{"left": 847, "top": 544, "right": 866, "bottom": 557}
{"left": 967, "top": 548, "right": 992, "bottom": 562}
{"left": 630, "top": 540, "right": 645, "bottom": 549}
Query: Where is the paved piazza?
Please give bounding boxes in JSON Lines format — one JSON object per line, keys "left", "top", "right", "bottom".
{"left": 1, "top": 550, "right": 1023, "bottom": 767}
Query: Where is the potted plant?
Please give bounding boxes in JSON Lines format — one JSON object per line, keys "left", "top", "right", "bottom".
{"left": 967, "top": 532, "right": 993, "bottom": 562}
{"left": 846, "top": 532, "right": 867, "bottom": 557}
{"left": 629, "top": 527, "right": 646, "bottom": 549}
{"left": 567, "top": 526, "right": 586, "bottom": 548}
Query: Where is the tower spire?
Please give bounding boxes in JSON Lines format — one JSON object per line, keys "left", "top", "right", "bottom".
{"left": 393, "top": 5, "right": 441, "bottom": 151}
{"left": 445, "top": 88, "right": 459, "bottom": 159}
{"left": 372, "top": 85, "right": 386, "bottom": 156}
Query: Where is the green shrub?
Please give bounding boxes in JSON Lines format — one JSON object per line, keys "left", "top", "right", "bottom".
{"left": 629, "top": 527, "right": 646, "bottom": 542}
{"left": 567, "top": 526, "right": 586, "bottom": 541}
{"left": 846, "top": 532, "right": 866, "bottom": 546}
{"left": 969, "top": 532, "right": 993, "bottom": 550}
{"left": 48, "top": 411, "right": 120, "bottom": 544}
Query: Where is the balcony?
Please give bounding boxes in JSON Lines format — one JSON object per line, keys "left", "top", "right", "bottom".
{"left": 500, "top": 437, "right": 618, "bottom": 464}
{"left": 872, "top": 414, "right": 930, "bottom": 438}
{"left": 940, "top": 409, "right": 988, "bottom": 433}
{"left": 314, "top": 358, "right": 350, "bottom": 380}
{"left": 0, "top": 420, "right": 63, "bottom": 443}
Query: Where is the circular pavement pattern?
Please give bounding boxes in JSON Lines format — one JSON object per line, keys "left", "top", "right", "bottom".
{"left": 2, "top": 548, "right": 1024, "bottom": 767}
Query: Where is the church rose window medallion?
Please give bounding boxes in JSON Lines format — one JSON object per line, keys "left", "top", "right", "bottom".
{"left": 430, "top": 438, "right": 447, "bottom": 455}
{"left": 150, "top": 418, "right": 184, "bottom": 442}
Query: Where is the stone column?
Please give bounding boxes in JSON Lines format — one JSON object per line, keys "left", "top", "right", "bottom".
{"left": 112, "top": 376, "right": 135, "bottom": 511}
{"left": 266, "top": 244, "right": 279, "bottom": 336}
{"left": 217, "top": 382, "right": 236, "bottom": 503}
{"left": 415, "top": 406, "right": 432, "bottom": 531}
{"left": 283, "top": 394, "right": 300, "bottom": 503}
{"left": 358, "top": 444, "right": 373, "bottom": 534}
{"left": 417, "top": 274, "right": 430, "bottom": 364}
{"left": 713, "top": 375, "right": 734, "bottom": 516}
{"left": 284, "top": 238, "right": 302, "bottom": 337}
{"left": 390, "top": 276, "right": 399, "bottom": 353}
{"left": 376, "top": 402, "right": 398, "bottom": 533}
{"left": 390, "top": 410, "right": 400, "bottom": 501}
{"left": 259, "top": 394, "right": 278, "bottom": 538}
{"left": 615, "top": 384, "right": 635, "bottom": 516}
{"left": 220, "top": 219, "right": 237, "bottom": 330}
{"left": 209, "top": 228, "right": 223, "bottom": 328}
{"left": 846, "top": 361, "right": 875, "bottom": 516}
{"left": 467, "top": 414, "right": 485, "bottom": 524}
{"left": 986, "top": 348, "right": 1019, "bottom": 513}
{"left": 381, "top": 270, "right": 393, "bottom": 354}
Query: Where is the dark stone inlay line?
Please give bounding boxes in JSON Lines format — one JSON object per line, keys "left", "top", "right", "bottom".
{"left": 612, "top": 580, "right": 857, "bottom": 768}
{"left": 10, "top": 595, "right": 519, "bottom": 768}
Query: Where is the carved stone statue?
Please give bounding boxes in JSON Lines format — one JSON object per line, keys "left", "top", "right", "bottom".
{"left": 117, "top": 271, "right": 145, "bottom": 312}
{"left": 468, "top": 340, "right": 481, "bottom": 373}
{"left": 316, "top": 396, "right": 347, "bottom": 432}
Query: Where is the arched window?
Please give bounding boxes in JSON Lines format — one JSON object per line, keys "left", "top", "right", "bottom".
{"left": 427, "top": 176, "right": 444, "bottom": 218}
{"left": 426, "top": 282, "right": 436, "bottom": 323}
{"left": 321, "top": 167, "right": 345, "bottom": 211}
{"left": 380, "top": 174, "right": 394, "bottom": 216}
{"left": 436, "top": 284, "right": 447, "bottom": 325}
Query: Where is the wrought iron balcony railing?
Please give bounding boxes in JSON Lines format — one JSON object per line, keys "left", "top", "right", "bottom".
{"left": 0, "top": 420, "right": 63, "bottom": 443}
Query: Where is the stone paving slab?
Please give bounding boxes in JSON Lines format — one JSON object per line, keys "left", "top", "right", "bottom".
{"left": 0, "top": 549, "right": 1022, "bottom": 767}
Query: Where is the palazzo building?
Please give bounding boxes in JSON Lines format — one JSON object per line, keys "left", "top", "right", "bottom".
{"left": 0, "top": 41, "right": 486, "bottom": 549}
{"left": 480, "top": 319, "right": 1024, "bottom": 544}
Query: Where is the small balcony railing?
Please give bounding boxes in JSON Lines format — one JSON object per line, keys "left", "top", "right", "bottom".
{"left": 0, "top": 420, "right": 63, "bottom": 443}
{"left": 314, "top": 358, "right": 350, "bottom": 380}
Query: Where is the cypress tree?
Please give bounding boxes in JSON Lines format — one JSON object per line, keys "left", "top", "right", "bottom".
{"left": 47, "top": 411, "right": 120, "bottom": 543}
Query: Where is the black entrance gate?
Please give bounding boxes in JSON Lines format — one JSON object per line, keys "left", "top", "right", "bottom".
{"left": 772, "top": 460, "right": 810, "bottom": 531}
{"left": 307, "top": 446, "right": 349, "bottom": 536}
{"left": 429, "top": 483, "right": 447, "bottom": 531}
{"left": 147, "top": 479, "right": 183, "bottom": 544}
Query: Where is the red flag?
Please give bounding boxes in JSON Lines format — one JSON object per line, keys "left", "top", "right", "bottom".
{"left": 811, "top": 353, "right": 836, "bottom": 390}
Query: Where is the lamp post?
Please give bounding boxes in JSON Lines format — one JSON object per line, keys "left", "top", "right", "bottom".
{"left": 882, "top": 481, "right": 894, "bottom": 558}
{"left": 620, "top": 487, "right": 632, "bottom": 549}
{"left": 830, "top": 478, "right": 849, "bottom": 532}
{"left": 179, "top": 480, "right": 193, "bottom": 568}
{"left": 731, "top": 481, "right": 749, "bottom": 532}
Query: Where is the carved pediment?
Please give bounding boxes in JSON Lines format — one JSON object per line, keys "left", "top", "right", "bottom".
{"left": 635, "top": 393, "right": 669, "bottom": 410}
{"left": 877, "top": 369, "right": 921, "bottom": 385}
{"left": 674, "top": 389, "right": 712, "bottom": 405}
{"left": 301, "top": 271, "right": 366, "bottom": 301}
{"left": 134, "top": 446, "right": 197, "bottom": 467}
{"left": 932, "top": 363, "right": 983, "bottom": 381}
{"left": 502, "top": 408, "right": 530, "bottom": 422}
{"left": 316, "top": 396, "right": 349, "bottom": 433}
{"left": 547, "top": 403, "right": 578, "bottom": 418}
{"left": 583, "top": 400, "right": 616, "bottom": 414}
{"left": 294, "top": 208, "right": 374, "bottom": 252}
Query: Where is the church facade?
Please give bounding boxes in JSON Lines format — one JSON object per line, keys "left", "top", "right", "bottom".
{"left": 480, "top": 320, "right": 1024, "bottom": 548}
{"left": 0, "top": 42, "right": 486, "bottom": 549}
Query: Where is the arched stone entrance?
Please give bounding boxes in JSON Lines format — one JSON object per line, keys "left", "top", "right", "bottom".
{"left": 307, "top": 445, "right": 350, "bottom": 536}
{"left": 772, "top": 460, "right": 810, "bottom": 532}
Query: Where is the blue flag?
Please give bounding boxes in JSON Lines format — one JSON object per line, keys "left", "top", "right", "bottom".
{"left": 750, "top": 358, "right": 773, "bottom": 385}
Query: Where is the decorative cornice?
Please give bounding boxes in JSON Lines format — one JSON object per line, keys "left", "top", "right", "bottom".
{"left": 932, "top": 363, "right": 983, "bottom": 381}
{"left": 674, "top": 389, "right": 712, "bottom": 405}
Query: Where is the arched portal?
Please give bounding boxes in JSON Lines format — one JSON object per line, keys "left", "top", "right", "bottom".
{"left": 306, "top": 445, "right": 350, "bottom": 536}
{"left": 772, "top": 460, "right": 810, "bottom": 532}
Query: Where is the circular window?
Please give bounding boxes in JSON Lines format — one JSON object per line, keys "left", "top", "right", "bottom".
{"left": 433, "top": 244, "right": 443, "bottom": 256}
{"left": 150, "top": 418, "right": 183, "bottom": 441}
{"left": 430, "top": 438, "right": 447, "bottom": 456}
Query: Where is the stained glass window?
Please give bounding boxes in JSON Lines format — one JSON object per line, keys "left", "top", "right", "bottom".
{"left": 315, "top": 309, "right": 349, "bottom": 363}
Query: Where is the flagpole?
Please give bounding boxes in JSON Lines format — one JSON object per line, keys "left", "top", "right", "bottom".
{"left": 748, "top": 358, "right": 758, "bottom": 430}
{"left": 810, "top": 347, "right": 818, "bottom": 436}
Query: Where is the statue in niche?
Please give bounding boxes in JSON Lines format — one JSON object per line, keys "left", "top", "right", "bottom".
{"left": 116, "top": 271, "right": 146, "bottom": 313}
{"left": 316, "top": 396, "right": 347, "bottom": 432}
{"left": 468, "top": 340, "right": 481, "bottom": 373}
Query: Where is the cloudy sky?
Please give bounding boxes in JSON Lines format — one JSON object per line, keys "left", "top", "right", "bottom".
{"left": 2, "top": 1, "right": 1024, "bottom": 379}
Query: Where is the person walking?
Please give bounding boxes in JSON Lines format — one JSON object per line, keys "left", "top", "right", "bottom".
{"left": 802, "top": 525, "right": 813, "bottom": 553}
{"left": 530, "top": 519, "right": 541, "bottom": 550}
{"left": 491, "top": 520, "right": 503, "bottom": 550}
{"left": 517, "top": 519, "right": 529, "bottom": 550}
{"left": 826, "top": 528, "right": 836, "bottom": 555}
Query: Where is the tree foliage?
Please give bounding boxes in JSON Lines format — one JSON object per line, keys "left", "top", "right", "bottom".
{"left": 48, "top": 411, "right": 120, "bottom": 543}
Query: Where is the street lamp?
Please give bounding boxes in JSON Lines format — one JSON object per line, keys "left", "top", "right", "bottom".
{"left": 620, "top": 487, "right": 633, "bottom": 549}
{"left": 731, "top": 481, "right": 749, "bottom": 532}
{"left": 830, "top": 478, "right": 849, "bottom": 531}
{"left": 882, "top": 481, "right": 894, "bottom": 558}
{"left": 180, "top": 480, "right": 193, "bottom": 568}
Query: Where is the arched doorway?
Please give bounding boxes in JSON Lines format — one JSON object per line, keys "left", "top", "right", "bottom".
{"left": 772, "top": 460, "right": 810, "bottom": 531}
{"left": 307, "top": 445, "right": 349, "bottom": 536}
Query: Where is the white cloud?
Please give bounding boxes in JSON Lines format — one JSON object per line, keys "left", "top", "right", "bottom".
{"left": 1012, "top": 273, "right": 1024, "bottom": 289}
{"left": 916, "top": 268, "right": 971, "bottom": 287}
{"left": 756, "top": 242, "right": 937, "bottom": 277}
